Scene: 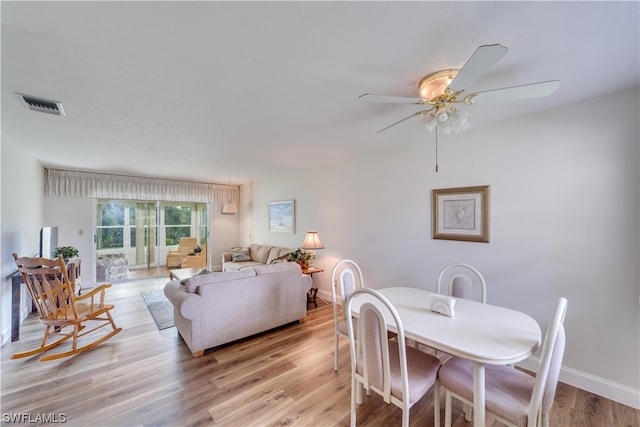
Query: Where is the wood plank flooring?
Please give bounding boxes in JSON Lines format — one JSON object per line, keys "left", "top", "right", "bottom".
{"left": 1, "top": 277, "right": 638, "bottom": 426}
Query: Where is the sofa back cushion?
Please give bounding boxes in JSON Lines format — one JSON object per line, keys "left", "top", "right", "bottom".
{"left": 183, "top": 269, "right": 256, "bottom": 293}
{"left": 250, "top": 244, "right": 273, "bottom": 264}
{"left": 253, "top": 261, "right": 301, "bottom": 276}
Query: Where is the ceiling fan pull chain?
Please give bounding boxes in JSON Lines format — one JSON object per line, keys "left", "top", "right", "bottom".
{"left": 435, "top": 128, "right": 439, "bottom": 172}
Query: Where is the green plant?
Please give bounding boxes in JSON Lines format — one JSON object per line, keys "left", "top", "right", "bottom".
{"left": 288, "top": 248, "right": 313, "bottom": 264}
{"left": 54, "top": 246, "right": 79, "bottom": 259}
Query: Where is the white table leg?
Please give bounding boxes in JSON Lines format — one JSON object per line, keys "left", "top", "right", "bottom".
{"left": 355, "top": 380, "right": 364, "bottom": 404}
{"left": 473, "top": 362, "right": 486, "bottom": 427}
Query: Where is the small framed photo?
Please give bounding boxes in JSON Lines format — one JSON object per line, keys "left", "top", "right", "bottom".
{"left": 432, "top": 185, "right": 490, "bottom": 243}
{"left": 269, "top": 200, "right": 295, "bottom": 233}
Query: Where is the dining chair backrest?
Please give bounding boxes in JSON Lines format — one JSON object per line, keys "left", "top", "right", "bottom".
{"left": 345, "top": 287, "right": 442, "bottom": 427}
{"left": 437, "top": 263, "right": 487, "bottom": 303}
{"left": 331, "top": 259, "right": 364, "bottom": 320}
{"left": 346, "top": 288, "right": 409, "bottom": 406}
{"left": 530, "top": 297, "right": 568, "bottom": 424}
{"left": 439, "top": 297, "right": 567, "bottom": 427}
{"left": 330, "top": 259, "right": 365, "bottom": 371}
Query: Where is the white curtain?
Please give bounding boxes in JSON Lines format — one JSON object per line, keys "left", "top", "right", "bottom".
{"left": 45, "top": 168, "right": 239, "bottom": 205}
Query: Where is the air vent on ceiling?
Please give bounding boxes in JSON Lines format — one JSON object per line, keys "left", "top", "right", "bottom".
{"left": 16, "top": 93, "right": 65, "bottom": 116}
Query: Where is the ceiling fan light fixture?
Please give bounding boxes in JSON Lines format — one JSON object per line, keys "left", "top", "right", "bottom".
{"left": 422, "top": 114, "right": 437, "bottom": 132}
{"left": 436, "top": 108, "right": 450, "bottom": 123}
{"left": 422, "top": 107, "right": 470, "bottom": 134}
{"left": 418, "top": 69, "right": 459, "bottom": 100}
{"left": 363, "top": 44, "right": 559, "bottom": 136}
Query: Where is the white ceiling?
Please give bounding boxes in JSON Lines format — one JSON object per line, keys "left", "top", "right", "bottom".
{"left": 2, "top": 1, "right": 638, "bottom": 185}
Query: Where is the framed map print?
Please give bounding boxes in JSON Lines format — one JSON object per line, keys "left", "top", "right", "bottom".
{"left": 269, "top": 200, "right": 295, "bottom": 233}
{"left": 432, "top": 185, "right": 490, "bottom": 243}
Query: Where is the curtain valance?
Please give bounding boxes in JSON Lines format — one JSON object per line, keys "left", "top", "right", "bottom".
{"left": 45, "top": 169, "right": 239, "bottom": 205}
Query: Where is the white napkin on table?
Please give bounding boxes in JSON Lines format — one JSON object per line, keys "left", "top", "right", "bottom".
{"left": 427, "top": 293, "right": 456, "bottom": 317}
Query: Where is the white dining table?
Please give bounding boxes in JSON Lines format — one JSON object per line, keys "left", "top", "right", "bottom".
{"left": 350, "top": 286, "right": 541, "bottom": 427}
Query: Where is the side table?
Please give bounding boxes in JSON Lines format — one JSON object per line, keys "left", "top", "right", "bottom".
{"left": 302, "top": 266, "right": 324, "bottom": 308}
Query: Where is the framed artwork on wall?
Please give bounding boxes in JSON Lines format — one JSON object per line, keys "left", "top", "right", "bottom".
{"left": 432, "top": 185, "right": 490, "bottom": 243}
{"left": 269, "top": 200, "right": 295, "bottom": 233}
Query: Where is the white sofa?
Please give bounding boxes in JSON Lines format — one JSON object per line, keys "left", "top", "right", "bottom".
{"left": 164, "top": 262, "right": 311, "bottom": 357}
{"left": 220, "top": 243, "right": 292, "bottom": 272}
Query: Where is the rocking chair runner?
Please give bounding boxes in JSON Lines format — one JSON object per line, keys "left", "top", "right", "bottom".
{"left": 12, "top": 253, "right": 122, "bottom": 361}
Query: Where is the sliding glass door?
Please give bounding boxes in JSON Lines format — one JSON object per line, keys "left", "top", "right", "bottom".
{"left": 95, "top": 199, "right": 208, "bottom": 282}
{"left": 134, "top": 202, "right": 159, "bottom": 268}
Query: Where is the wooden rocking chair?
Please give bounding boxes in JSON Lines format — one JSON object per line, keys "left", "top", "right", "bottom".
{"left": 12, "top": 253, "right": 122, "bottom": 361}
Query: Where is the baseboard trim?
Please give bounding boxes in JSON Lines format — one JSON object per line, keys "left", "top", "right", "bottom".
{"left": 519, "top": 355, "right": 639, "bottom": 409}
{"left": 317, "top": 289, "right": 332, "bottom": 304}
{"left": 317, "top": 288, "right": 640, "bottom": 409}
{"left": 1, "top": 326, "right": 10, "bottom": 347}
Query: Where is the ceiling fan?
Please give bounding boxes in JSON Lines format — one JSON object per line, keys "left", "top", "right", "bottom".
{"left": 359, "top": 44, "right": 560, "bottom": 134}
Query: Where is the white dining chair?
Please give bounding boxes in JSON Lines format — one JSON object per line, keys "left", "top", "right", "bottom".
{"left": 436, "top": 263, "right": 487, "bottom": 303}
{"left": 438, "top": 297, "right": 568, "bottom": 427}
{"left": 346, "top": 288, "right": 442, "bottom": 427}
{"left": 330, "top": 259, "right": 364, "bottom": 371}
{"left": 435, "top": 262, "right": 489, "bottom": 404}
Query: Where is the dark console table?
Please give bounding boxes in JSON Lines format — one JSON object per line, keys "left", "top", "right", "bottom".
{"left": 11, "top": 271, "right": 35, "bottom": 341}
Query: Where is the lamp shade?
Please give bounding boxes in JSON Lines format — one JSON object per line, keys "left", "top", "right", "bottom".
{"left": 301, "top": 230, "right": 324, "bottom": 250}
{"left": 221, "top": 202, "right": 238, "bottom": 215}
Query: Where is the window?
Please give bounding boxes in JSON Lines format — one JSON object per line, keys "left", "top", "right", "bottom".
{"left": 97, "top": 203, "right": 125, "bottom": 249}
{"left": 96, "top": 202, "right": 139, "bottom": 250}
{"left": 197, "top": 203, "right": 208, "bottom": 246}
{"left": 164, "top": 205, "right": 192, "bottom": 246}
{"left": 129, "top": 206, "right": 136, "bottom": 247}
{"left": 96, "top": 199, "right": 208, "bottom": 272}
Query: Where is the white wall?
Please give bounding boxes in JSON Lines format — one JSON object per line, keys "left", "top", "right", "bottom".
{"left": 1, "top": 137, "right": 44, "bottom": 344}
{"left": 43, "top": 196, "right": 94, "bottom": 274}
{"left": 246, "top": 88, "right": 640, "bottom": 407}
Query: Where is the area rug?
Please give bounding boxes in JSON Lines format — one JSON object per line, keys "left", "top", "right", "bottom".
{"left": 140, "top": 290, "right": 175, "bottom": 330}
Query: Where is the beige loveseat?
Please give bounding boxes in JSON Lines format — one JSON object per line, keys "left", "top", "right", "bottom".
{"left": 220, "top": 243, "right": 292, "bottom": 272}
{"left": 164, "top": 262, "right": 311, "bottom": 357}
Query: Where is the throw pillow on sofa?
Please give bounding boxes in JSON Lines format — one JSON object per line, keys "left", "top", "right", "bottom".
{"left": 231, "top": 247, "right": 251, "bottom": 262}
{"left": 268, "top": 253, "right": 291, "bottom": 264}
{"left": 266, "top": 246, "right": 291, "bottom": 264}
{"left": 179, "top": 268, "right": 213, "bottom": 285}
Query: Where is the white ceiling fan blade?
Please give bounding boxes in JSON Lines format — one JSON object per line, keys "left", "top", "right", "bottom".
{"left": 466, "top": 80, "right": 560, "bottom": 104}
{"left": 448, "top": 44, "right": 509, "bottom": 92}
{"left": 376, "top": 110, "right": 430, "bottom": 133}
{"left": 359, "top": 93, "right": 427, "bottom": 105}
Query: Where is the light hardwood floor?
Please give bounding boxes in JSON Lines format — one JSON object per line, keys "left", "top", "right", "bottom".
{"left": 1, "top": 277, "right": 638, "bottom": 426}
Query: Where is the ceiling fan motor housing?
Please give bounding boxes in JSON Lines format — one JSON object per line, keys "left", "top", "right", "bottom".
{"left": 418, "top": 69, "right": 459, "bottom": 101}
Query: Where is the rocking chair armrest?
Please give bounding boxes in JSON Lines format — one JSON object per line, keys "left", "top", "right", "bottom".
{"left": 75, "top": 283, "right": 112, "bottom": 298}
{"left": 75, "top": 284, "right": 112, "bottom": 303}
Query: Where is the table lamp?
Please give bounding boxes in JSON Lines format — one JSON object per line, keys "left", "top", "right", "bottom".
{"left": 301, "top": 230, "right": 324, "bottom": 267}
{"left": 301, "top": 230, "right": 324, "bottom": 250}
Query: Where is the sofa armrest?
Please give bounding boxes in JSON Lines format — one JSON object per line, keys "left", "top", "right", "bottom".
{"left": 301, "top": 274, "right": 313, "bottom": 290}
{"left": 221, "top": 252, "right": 232, "bottom": 264}
{"left": 164, "top": 281, "right": 203, "bottom": 320}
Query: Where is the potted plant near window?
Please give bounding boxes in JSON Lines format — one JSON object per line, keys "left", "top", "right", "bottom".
{"left": 54, "top": 246, "right": 79, "bottom": 261}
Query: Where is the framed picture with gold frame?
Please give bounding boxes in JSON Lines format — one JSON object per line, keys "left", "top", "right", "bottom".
{"left": 432, "top": 185, "right": 490, "bottom": 243}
